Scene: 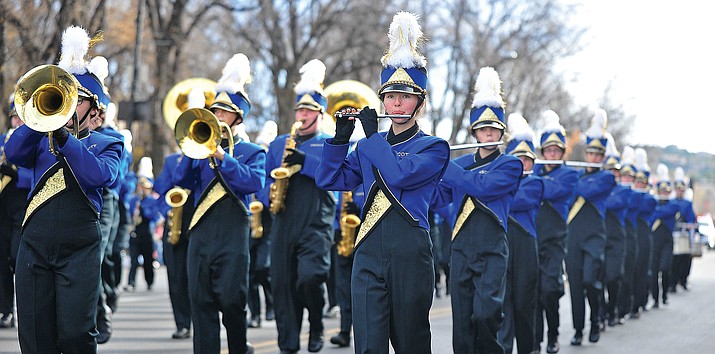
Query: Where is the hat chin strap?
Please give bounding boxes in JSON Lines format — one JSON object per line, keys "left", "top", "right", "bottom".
{"left": 394, "top": 95, "right": 424, "bottom": 126}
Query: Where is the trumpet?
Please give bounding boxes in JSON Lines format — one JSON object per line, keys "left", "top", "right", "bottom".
{"left": 449, "top": 141, "right": 503, "bottom": 151}
{"left": 165, "top": 187, "right": 189, "bottom": 245}
{"left": 14, "top": 64, "right": 80, "bottom": 155}
{"left": 174, "top": 108, "right": 234, "bottom": 168}
{"left": 334, "top": 112, "right": 411, "bottom": 120}
{"left": 534, "top": 159, "right": 603, "bottom": 169}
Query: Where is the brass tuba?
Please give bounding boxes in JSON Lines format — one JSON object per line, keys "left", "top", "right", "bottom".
{"left": 165, "top": 187, "right": 189, "bottom": 245}
{"left": 337, "top": 191, "right": 361, "bottom": 256}
{"left": 174, "top": 108, "right": 234, "bottom": 168}
{"left": 269, "top": 121, "right": 302, "bottom": 214}
{"left": 14, "top": 64, "right": 80, "bottom": 155}
{"left": 163, "top": 78, "right": 217, "bottom": 131}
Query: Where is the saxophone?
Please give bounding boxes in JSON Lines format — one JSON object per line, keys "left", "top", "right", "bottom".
{"left": 249, "top": 194, "right": 264, "bottom": 238}
{"left": 165, "top": 187, "right": 189, "bottom": 245}
{"left": 337, "top": 191, "right": 361, "bottom": 256}
{"left": 269, "top": 121, "right": 303, "bottom": 214}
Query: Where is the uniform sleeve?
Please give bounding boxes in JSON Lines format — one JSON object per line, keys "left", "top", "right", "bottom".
{"left": 316, "top": 140, "right": 362, "bottom": 192}
{"left": 441, "top": 158, "right": 523, "bottom": 202}
{"left": 4, "top": 125, "right": 44, "bottom": 168}
{"left": 58, "top": 136, "right": 123, "bottom": 190}
{"left": 153, "top": 157, "right": 175, "bottom": 196}
{"left": 577, "top": 171, "right": 616, "bottom": 201}
{"left": 542, "top": 168, "right": 578, "bottom": 202}
{"left": 360, "top": 135, "right": 449, "bottom": 190}
{"left": 606, "top": 187, "right": 629, "bottom": 210}
{"left": 433, "top": 178, "right": 455, "bottom": 209}
{"left": 299, "top": 146, "right": 321, "bottom": 180}
{"left": 511, "top": 178, "right": 544, "bottom": 212}
{"left": 173, "top": 156, "right": 198, "bottom": 190}
{"left": 216, "top": 148, "right": 266, "bottom": 195}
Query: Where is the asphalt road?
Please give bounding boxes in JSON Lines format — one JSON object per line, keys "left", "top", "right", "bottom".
{"left": 1, "top": 249, "right": 714, "bottom": 353}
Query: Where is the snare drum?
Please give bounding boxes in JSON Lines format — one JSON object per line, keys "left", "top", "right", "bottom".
{"left": 673, "top": 230, "right": 691, "bottom": 255}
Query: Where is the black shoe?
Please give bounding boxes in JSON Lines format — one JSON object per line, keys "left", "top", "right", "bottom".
{"left": 172, "top": 328, "right": 190, "bottom": 339}
{"left": 663, "top": 297, "right": 668, "bottom": 305}
{"left": 570, "top": 331, "right": 582, "bottom": 346}
{"left": 0, "top": 314, "right": 15, "bottom": 328}
{"left": 247, "top": 317, "right": 261, "bottom": 328}
{"left": 682, "top": 283, "right": 689, "bottom": 291}
{"left": 608, "top": 316, "right": 618, "bottom": 327}
{"left": 546, "top": 337, "right": 559, "bottom": 353}
{"left": 308, "top": 332, "right": 324, "bottom": 352}
{"left": 668, "top": 286, "right": 676, "bottom": 293}
{"left": 630, "top": 310, "right": 640, "bottom": 319}
{"left": 589, "top": 326, "right": 600, "bottom": 343}
{"left": 124, "top": 284, "right": 135, "bottom": 293}
{"left": 97, "top": 330, "right": 112, "bottom": 344}
{"left": 652, "top": 301, "right": 659, "bottom": 309}
{"left": 246, "top": 342, "right": 255, "bottom": 354}
{"left": 265, "top": 308, "right": 275, "bottom": 321}
{"left": 330, "top": 332, "right": 351, "bottom": 347}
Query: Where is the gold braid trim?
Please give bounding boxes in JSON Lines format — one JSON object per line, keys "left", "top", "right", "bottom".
{"left": 189, "top": 182, "right": 227, "bottom": 230}
{"left": 452, "top": 197, "right": 475, "bottom": 240}
{"left": 355, "top": 190, "right": 390, "bottom": 247}
{"left": 567, "top": 196, "right": 586, "bottom": 224}
{"left": 23, "top": 168, "right": 66, "bottom": 226}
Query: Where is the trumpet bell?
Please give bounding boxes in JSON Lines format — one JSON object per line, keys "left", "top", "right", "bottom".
{"left": 163, "top": 78, "right": 217, "bottom": 131}
{"left": 14, "top": 65, "right": 79, "bottom": 132}
{"left": 324, "top": 80, "right": 381, "bottom": 121}
{"left": 174, "top": 108, "right": 222, "bottom": 160}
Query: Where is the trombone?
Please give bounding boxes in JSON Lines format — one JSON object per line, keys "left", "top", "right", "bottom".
{"left": 174, "top": 107, "right": 234, "bottom": 168}
{"left": 14, "top": 64, "right": 80, "bottom": 155}
{"left": 449, "top": 141, "right": 503, "bottom": 151}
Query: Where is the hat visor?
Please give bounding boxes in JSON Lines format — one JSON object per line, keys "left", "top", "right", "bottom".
{"left": 210, "top": 102, "right": 240, "bottom": 114}
{"left": 379, "top": 83, "right": 423, "bottom": 96}
{"left": 585, "top": 147, "right": 606, "bottom": 154}
{"left": 294, "top": 102, "right": 323, "bottom": 111}
{"left": 471, "top": 121, "right": 505, "bottom": 130}
{"left": 605, "top": 163, "right": 622, "bottom": 170}
{"left": 540, "top": 141, "right": 566, "bottom": 151}
{"left": 511, "top": 151, "right": 536, "bottom": 160}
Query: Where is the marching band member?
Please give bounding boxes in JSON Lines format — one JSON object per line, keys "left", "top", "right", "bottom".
{"left": 267, "top": 58, "right": 335, "bottom": 354}
{"left": 630, "top": 148, "right": 657, "bottom": 317}
{"left": 174, "top": 53, "right": 265, "bottom": 354}
{"left": 154, "top": 148, "right": 195, "bottom": 339}
{"left": 602, "top": 135, "right": 631, "bottom": 327}
{"left": 0, "top": 96, "right": 30, "bottom": 330}
{"left": 317, "top": 12, "right": 450, "bottom": 354}
{"left": 498, "top": 113, "right": 544, "bottom": 354}
{"left": 114, "top": 129, "right": 135, "bottom": 295}
{"left": 616, "top": 146, "right": 639, "bottom": 323}
{"left": 534, "top": 110, "right": 577, "bottom": 354}
{"left": 650, "top": 164, "right": 680, "bottom": 308}
{"left": 435, "top": 67, "right": 522, "bottom": 354}
{"left": 565, "top": 109, "right": 615, "bottom": 345}
{"left": 247, "top": 121, "right": 278, "bottom": 329}
{"left": 670, "top": 167, "right": 696, "bottom": 292}
{"left": 6, "top": 26, "right": 123, "bottom": 353}
{"left": 126, "top": 160, "right": 160, "bottom": 292}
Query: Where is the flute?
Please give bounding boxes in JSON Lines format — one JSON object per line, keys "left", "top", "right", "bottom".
{"left": 534, "top": 159, "right": 603, "bottom": 169}
{"left": 449, "top": 141, "right": 504, "bottom": 151}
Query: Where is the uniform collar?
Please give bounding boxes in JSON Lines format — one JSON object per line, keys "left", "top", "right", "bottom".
{"left": 474, "top": 149, "right": 500, "bottom": 167}
{"left": 386, "top": 123, "right": 419, "bottom": 145}
{"left": 295, "top": 132, "right": 317, "bottom": 145}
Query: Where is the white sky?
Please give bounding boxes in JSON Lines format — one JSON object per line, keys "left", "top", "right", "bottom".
{"left": 559, "top": 0, "right": 715, "bottom": 154}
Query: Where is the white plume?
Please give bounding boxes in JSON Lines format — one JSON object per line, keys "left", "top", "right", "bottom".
{"left": 605, "top": 132, "right": 619, "bottom": 157}
{"left": 472, "top": 67, "right": 504, "bottom": 109}
{"left": 656, "top": 163, "right": 669, "bottom": 182}
{"left": 58, "top": 26, "right": 90, "bottom": 75}
{"left": 215, "top": 53, "right": 252, "bottom": 95}
{"left": 235, "top": 124, "right": 250, "bottom": 142}
{"left": 635, "top": 148, "right": 650, "bottom": 172}
{"left": 684, "top": 188, "right": 694, "bottom": 202}
{"left": 507, "top": 113, "right": 534, "bottom": 142}
{"left": 294, "top": 59, "right": 326, "bottom": 96}
{"left": 541, "top": 109, "right": 565, "bottom": 135}
{"left": 104, "top": 102, "right": 117, "bottom": 128}
{"left": 585, "top": 108, "right": 608, "bottom": 139}
{"left": 674, "top": 166, "right": 686, "bottom": 182}
{"left": 621, "top": 145, "right": 635, "bottom": 166}
{"left": 187, "top": 88, "right": 206, "bottom": 109}
{"left": 87, "top": 56, "right": 109, "bottom": 84}
{"left": 120, "top": 129, "right": 133, "bottom": 153}
{"left": 381, "top": 11, "right": 426, "bottom": 69}
{"left": 256, "top": 120, "right": 278, "bottom": 148}
{"left": 137, "top": 156, "right": 154, "bottom": 179}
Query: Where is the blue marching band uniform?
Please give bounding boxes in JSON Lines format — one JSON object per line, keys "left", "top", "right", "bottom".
{"left": 1, "top": 16, "right": 709, "bottom": 354}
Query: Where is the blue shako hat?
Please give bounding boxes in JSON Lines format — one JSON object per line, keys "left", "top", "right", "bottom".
{"left": 505, "top": 113, "right": 536, "bottom": 160}
{"left": 540, "top": 109, "right": 566, "bottom": 150}
{"left": 603, "top": 133, "right": 621, "bottom": 170}
{"left": 293, "top": 59, "right": 327, "bottom": 112}
{"left": 210, "top": 53, "right": 253, "bottom": 118}
{"left": 585, "top": 108, "right": 608, "bottom": 153}
{"left": 378, "top": 12, "right": 428, "bottom": 97}
{"left": 469, "top": 67, "right": 506, "bottom": 130}
{"left": 620, "top": 146, "right": 636, "bottom": 177}
{"left": 656, "top": 163, "right": 671, "bottom": 193}
{"left": 57, "top": 26, "right": 107, "bottom": 110}
{"left": 634, "top": 148, "right": 650, "bottom": 184}
{"left": 673, "top": 167, "right": 688, "bottom": 190}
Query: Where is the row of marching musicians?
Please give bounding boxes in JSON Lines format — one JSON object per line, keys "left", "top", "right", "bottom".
{"left": 1, "top": 15, "right": 700, "bottom": 354}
